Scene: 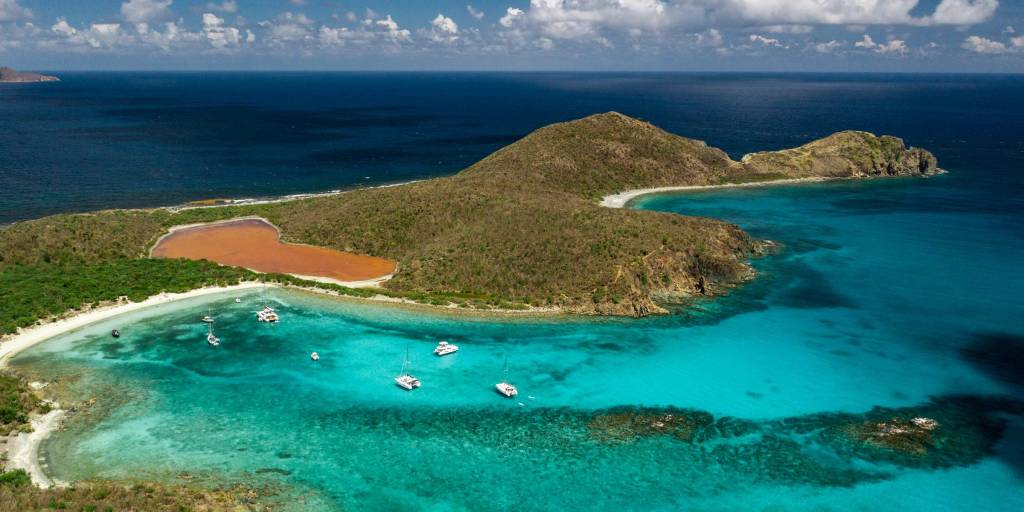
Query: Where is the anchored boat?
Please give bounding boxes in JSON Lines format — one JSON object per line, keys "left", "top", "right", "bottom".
{"left": 256, "top": 305, "right": 279, "bottom": 323}
{"left": 395, "top": 346, "right": 421, "bottom": 391}
{"left": 495, "top": 356, "right": 518, "bottom": 398}
{"left": 206, "top": 323, "right": 220, "bottom": 347}
{"left": 434, "top": 340, "right": 459, "bottom": 356}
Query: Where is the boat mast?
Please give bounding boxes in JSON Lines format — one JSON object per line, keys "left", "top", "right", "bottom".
{"left": 401, "top": 345, "right": 410, "bottom": 375}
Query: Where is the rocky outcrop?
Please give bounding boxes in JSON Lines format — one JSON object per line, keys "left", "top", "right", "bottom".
{"left": 740, "top": 130, "right": 939, "bottom": 179}
{"left": 0, "top": 67, "right": 59, "bottom": 83}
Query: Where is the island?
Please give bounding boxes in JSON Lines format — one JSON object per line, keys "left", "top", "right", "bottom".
{"left": 0, "top": 67, "right": 59, "bottom": 83}
{"left": 0, "top": 112, "right": 938, "bottom": 335}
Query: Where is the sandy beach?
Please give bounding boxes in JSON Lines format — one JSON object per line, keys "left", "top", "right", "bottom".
{"left": 599, "top": 177, "right": 835, "bottom": 208}
{"left": 0, "top": 282, "right": 271, "bottom": 487}
{"left": 151, "top": 217, "right": 396, "bottom": 286}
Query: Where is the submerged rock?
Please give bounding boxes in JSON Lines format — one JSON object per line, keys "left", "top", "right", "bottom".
{"left": 587, "top": 408, "right": 714, "bottom": 443}
{"left": 849, "top": 417, "right": 940, "bottom": 455}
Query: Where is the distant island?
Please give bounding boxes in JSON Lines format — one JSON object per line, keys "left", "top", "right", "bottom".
{"left": 0, "top": 67, "right": 59, "bottom": 83}
{"left": 0, "top": 113, "right": 938, "bottom": 334}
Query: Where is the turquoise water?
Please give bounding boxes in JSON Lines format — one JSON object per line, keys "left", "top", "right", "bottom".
{"left": 12, "top": 173, "right": 1024, "bottom": 510}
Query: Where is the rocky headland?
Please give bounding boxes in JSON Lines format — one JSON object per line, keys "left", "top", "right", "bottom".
{"left": 0, "top": 67, "right": 59, "bottom": 83}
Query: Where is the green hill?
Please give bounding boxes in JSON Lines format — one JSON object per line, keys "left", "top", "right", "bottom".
{"left": 0, "top": 113, "right": 938, "bottom": 333}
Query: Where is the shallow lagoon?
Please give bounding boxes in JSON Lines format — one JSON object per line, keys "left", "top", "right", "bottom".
{"left": 13, "top": 173, "right": 1024, "bottom": 511}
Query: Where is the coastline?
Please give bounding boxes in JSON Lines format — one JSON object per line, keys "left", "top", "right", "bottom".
{"left": 3, "top": 409, "right": 66, "bottom": 488}
{"left": 165, "top": 178, "right": 424, "bottom": 213}
{"left": 0, "top": 280, "right": 558, "bottom": 487}
{"left": 599, "top": 177, "right": 838, "bottom": 208}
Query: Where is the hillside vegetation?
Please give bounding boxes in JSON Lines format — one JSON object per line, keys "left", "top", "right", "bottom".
{"left": 0, "top": 113, "right": 938, "bottom": 329}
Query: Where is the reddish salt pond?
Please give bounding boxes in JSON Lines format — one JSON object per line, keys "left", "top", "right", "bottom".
{"left": 151, "top": 218, "right": 395, "bottom": 284}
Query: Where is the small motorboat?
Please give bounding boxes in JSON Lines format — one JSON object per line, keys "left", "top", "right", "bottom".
{"left": 394, "top": 346, "right": 421, "bottom": 391}
{"left": 311, "top": 352, "right": 320, "bottom": 362}
{"left": 111, "top": 329, "right": 121, "bottom": 338}
{"left": 234, "top": 298, "right": 242, "bottom": 303}
{"left": 200, "top": 315, "right": 215, "bottom": 323}
{"left": 433, "top": 340, "right": 459, "bottom": 356}
{"left": 256, "top": 305, "right": 279, "bottom": 323}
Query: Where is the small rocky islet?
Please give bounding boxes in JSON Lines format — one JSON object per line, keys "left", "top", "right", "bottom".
{"left": 0, "top": 67, "right": 58, "bottom": 83}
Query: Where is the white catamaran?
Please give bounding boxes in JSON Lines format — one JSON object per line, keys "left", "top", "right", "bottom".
{"left": 394, "top": 346, "right": 421, "bottom": 391}
{"left": 495, "top": 356, "right": 518, "bottom": 398}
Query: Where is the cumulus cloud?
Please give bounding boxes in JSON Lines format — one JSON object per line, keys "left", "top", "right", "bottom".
{"left": 432, "top": 14, "right": 458, "bottom": 35}
{"left": 467, "top": 5, "right": 485, "bottom": 20}
{"left": 925, "top": 0, "right": 999, "bottom": 26}
{"left": 121, "top": 0, "right": 173, "bottom": 23}
{"left": 749, "top": 34, "right": 783, "bottom": 47}
{"left": 961, "top": 34, "right": 1023, "bottom": 54}
{"left": 499, "top": 7, "right": 525, "bottom": 28}
{"left": 50, "top": 19, "right": 131, "bottom": 49}
{"left": 855, "top": 34, "right": 907, "bottom": 54}
{"left": 502, "top": 0, "right": 1000, "bottom": 44}
{"left": 203, "top": 12, "right": 251, "bottom": 50}
{"left": 426, "top": 13, "right": 460, "bottom": 43}
{"left": 813, "top": 39, "right": 844, "bottom": 53}
{"left": 0, "top": 0, "right": 31, "bottom": 21}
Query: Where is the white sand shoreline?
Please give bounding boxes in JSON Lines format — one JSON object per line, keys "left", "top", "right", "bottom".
{"left": 0, "top": 279, "right": 558, "bottom": 486}
{"left": 0, "top": 282, "right": 270, "bottom": 487}
{"left": 4, "top": 409, "right": 66, "bottom": 488}
{"left": 599, "top": 177, "right": 837, "bottom": 208}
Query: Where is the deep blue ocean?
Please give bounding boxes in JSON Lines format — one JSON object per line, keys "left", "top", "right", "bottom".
{"left": 2, "top": 72, "right": 1022, "bottom": 223}
{"left": 5, "top": 73, "right": 1024, "bottom": 510}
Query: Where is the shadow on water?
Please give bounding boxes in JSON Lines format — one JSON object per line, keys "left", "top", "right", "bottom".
{"left": 961, "top": 332, "right": 1024, "bottom": 388}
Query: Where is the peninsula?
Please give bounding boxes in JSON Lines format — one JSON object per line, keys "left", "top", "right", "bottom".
{"left": 0, "top": 113, "right": 938, "bottom": 334}
{"left": 0, "top": 67, "right": 58, "bottom": 83}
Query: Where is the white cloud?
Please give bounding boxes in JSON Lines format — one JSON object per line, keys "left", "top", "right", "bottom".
{"left": 121, "top": 0, "right": 173, "bottom": 23}
{"left": 289, "top": 0, "right": 306, "bottom": 5}
{"left": 467, "top": 5, "right": 485, "bottom": 20}
{"left": 432, "top": 14, "right": 458, "bottom": 35}
{"left": 502, "top": 0, "right": 1000, "bottom": 44}
{"left": 749, "top": 34, "right": 783, "bottom": 47}
{"left": 50, "top": 19, "right": 131, "bottom": 49}
{"left": 0, "top": 0, "right": 31, "bottom": 21}
{"left": 345, "top": 11, "right": 358, "bottom": 23}
{"left": 500, "top": 8, "right": 525, "bottom": 28}
{"left": 375, "top": 15, "right": 412, "bottom": 43}
{"left": 855, "top": 34, "right": 907, "bottom": 54}
{"left": 203, "top": 12, "right": 245, "bottom": 50}
{"left": 427, "top": 13, "right": 460, "bottom": 43}
{"left": 926, "top": 0, "right": 999, "bottom": 26}
{"left": 813, "top": 40, "right": 843, "bottom": 53}
{"left": 961, "top": 34, "right": 1023, "bottom": 54}
{"left": 962, "top": 35, "right": 1008, "bottom": 53}
{"left": 204, "top": 1, "right": 238, "bottom": 13}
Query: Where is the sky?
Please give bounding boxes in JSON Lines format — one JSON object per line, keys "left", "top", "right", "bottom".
{"left": 1, "top": 1, "right": 1023, "bottom": 72}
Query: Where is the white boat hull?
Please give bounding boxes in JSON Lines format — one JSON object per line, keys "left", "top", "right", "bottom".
{"left": 496, "top": 382, "right": 518, "bottom": 398}
{"left": 395, "top": 375, "right": 421, "bottom": 391}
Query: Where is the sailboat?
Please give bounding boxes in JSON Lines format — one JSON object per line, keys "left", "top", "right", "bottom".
{"left": 206, "top": 322, "right": 221, "bottom": 347}
{"left": 200, "top": 311, "right": 215, "bottom": 323}
{"left": 495, "top": 356, "right": 518, "bottom": 398}
{"left": 394, "top": 346, "right": 421, "bottom": 391}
